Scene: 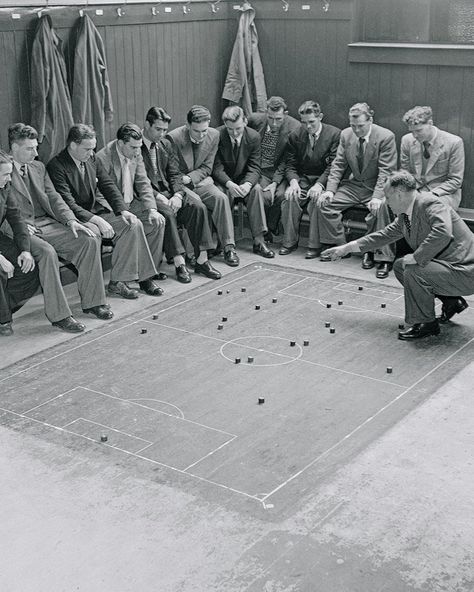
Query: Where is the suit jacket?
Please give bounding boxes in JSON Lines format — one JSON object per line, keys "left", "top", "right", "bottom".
{"left": 247, "top": 112, "right": 300, "bottom": 184}
{"left": 8, "top": 160, "right": 75, "bottom": 226}
{"left": 166, "top": 125, "right": 219, "bottom": 188}
{"left": 357, "top": 192, "right": 474, "bottom": 269}
{"left": 96, "top": 140, "right": 155, "bottom": 211}
{"left": 326, "top": 124, "right": 397, "bottom": 200}
{"left": 47, "top": 149, "right": 127, "bottom": 223}
{"left": 400, "top": 127, "right": 464, "bottom": 208}
{"left": 141, "top": 138, "right": 184, "bottom": 197}
{"left": 0, "top": 184, "right": 30, "bottom": 253}
{"left": 285, "top": 123, "right": 341, "bottom": 187}
{"left": 213, "top": 126, "right": 261, "bottom": 187}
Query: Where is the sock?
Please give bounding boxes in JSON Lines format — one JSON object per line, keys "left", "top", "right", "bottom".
{"left": 174, "top": 255, "right": 185, "bottom": 267}
{"left": 196, "top": 252, "right": 208, "bottom": 264}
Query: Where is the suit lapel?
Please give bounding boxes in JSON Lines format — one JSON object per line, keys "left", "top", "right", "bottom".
{"left": 424, "top": 135, "right": 443, "bottom": 176}
{"left": 362, "top": 131, "right": 378, "bottom": 173}
{"left": 111, "top": 144, "right": 123, "bottom": 189}
{"left": 410, "top": 139, "right": 423, "bottom": 176}
{"left": 11, "top": 167, "right": 32, "bottom": 203}
{"left": 193, "top": 133, "right": 212, "bottom": 170}
{"left": 180, "top": 129, "right": 194, "bottom": 172}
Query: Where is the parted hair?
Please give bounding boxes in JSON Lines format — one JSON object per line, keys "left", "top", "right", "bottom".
{"left": 349, "top": 102, "right": 374, "bottom": 120}
{"left": 385, "top": 170, "right": 417, "bottom": 191}
{"left": 403, "top": 106, "right": 433, "bottom": 126}
{"left": 267, "top": 96, "right": 288, "bottom": 112}
{"left": 187, "top": 105, "right": 211, "bottom": 124}
{"left": 146, "top": 106, "right": 172, "bottom": 125}
{"left": 67, "top": 124, "right": 96, "bottom": 146}
{"left": 117, "top": 123, "right": 142, "bottom": 142}
{"left": 8, "top": 123, "right": 38, "bottom": 148}
{"left": 298, "top": 100, "right": 321, "bottom": 117}
{"left": 222, "top": 106, "right": 245, "bottom": 123}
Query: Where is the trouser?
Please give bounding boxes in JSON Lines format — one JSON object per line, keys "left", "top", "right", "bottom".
{"left": 316, "top": 180, "right": 396, "bottom": 262}
{"left": 280, "top": 175, "right": 320, "bottom": 248}
{"left": 153, "top": 199, "right": 185, "bottom": 259}
{"left": 263, "top": 175, "right": 287, "bottom": 234}
{"left": 0, "top": 233, "right": 39, "bottom": 324}
{"left": 192, "top": 181, "right": 235, "bottom": 247}
{"left": 393, "top": 258, "right": 474, "bottom": 325}
{"left": 130, "top": 201, "right": 165, "bottom": 270}
{"left": 221, "top": 184, "right": 270, "bottom": 239}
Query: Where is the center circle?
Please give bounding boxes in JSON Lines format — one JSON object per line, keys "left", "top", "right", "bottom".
{"left": 220, "top": 335, "right": 303, "bottom": 367}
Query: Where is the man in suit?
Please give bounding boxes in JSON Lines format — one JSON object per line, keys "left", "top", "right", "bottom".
{"left": 167, "top": 105, "right": 239, "bottom": 268}
{"left": 322, "top": 171, "right": 474, "bottom": 341}
{"left": 247, "top": 96, "right": 300, "bottom": 238}
{"left": 213, "top": 106, "right": 274, "bottom": 258}
{"left": 318, "top": 103, "right": 397, "bottom": 278}
{"left": 141, "top": 106, "right": 221, "bottom": 280}
{"left": 48, "top": 124, "right": 163, "bottom": 299}
{"left": 95, "top": 123, "right": 169, "bottom": 284}
{"left": 400, "top": 105, "right": 465, "bottom": 210}
{"left": 278, "top": 100, "right": 341, "bottom": 259}
{"left": 0, "top": 151, "right": 38, "bottom": 336}
{"left": 7, "top": 123, "right": 112, "bottom": 333}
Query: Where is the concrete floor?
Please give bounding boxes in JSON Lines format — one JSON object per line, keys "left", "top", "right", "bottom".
{"left": 1, "top": 236, "right": 473, "bottom": 592}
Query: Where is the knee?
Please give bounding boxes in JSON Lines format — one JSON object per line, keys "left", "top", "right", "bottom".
{"left": 34, "top": 240, "right": 59, "bottom": 263}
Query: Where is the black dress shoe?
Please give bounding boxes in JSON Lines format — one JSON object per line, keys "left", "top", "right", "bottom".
{"left": 185, "top": 254, "right": 197, "bottom": 269}
{"left": 154, "top": 272, "right": 168, "bottom": 281}
{"left": 305, "top": 248, "right": 322, "bottom": 259}
{"left": 108, "top": 281, "right": 139, "bottom": 299}
{"left": 195, "top": 260, "right": 222, "bottom": 280}
{"left": 398, "top": 320, "right": 440, "bottom": 341}
{"left": 175, "top": 264, "right": 192, "bottom": 283}
{"left": 52, "top": 316, "right": 86, "bottom": 333}
{"left": 83, "top": 305, "right": 114, "bottom": 320}
{"left": 438, "top": 296, "right": 468, "bottom": 323}
{"left": 279, "top": 244, "right": 298, "bottom": 255}
{"left": 0, "top": 321, "right": 13, "bottom": 336}
{"left": 253, "top": 242, "right": 274, "bottom": 258}
{"left": 139, "top": 279, "right": 164, "bottom": 296}
{"left": 361, "top": 252, "right": 375, "bottom": 269}
{"left": 375, "top": 262, "right": 392, "bottom": 279}
{"left": 224, "top": 246, "right": 240, "bottom": 267}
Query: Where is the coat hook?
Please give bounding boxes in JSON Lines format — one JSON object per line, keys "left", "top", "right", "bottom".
{"left": 281, "top": 0, "right": 289, "bottom": 11}
{"left": 182, "top": 0, "right": 191, "bottom": 14}
{"left": 116, "top": 6, "right": 125, "bottom": 17}
{"left": 151, "top": 4, "right": 160, "bottom": 15}
{"left": 322, "top": 0, "right": 329, "bottom": 11}
{"left": 210, "top": 0, "right": 221, "bottom": 13}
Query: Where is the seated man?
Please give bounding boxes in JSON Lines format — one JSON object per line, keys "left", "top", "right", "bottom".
{"left": 167, "top": 105, "right": 239, "bottom": 268}
{"left": 323, "top": 171, "right": 474, "bottom": 341}
{"left": 141, "top": 106, "right": 221, "bottom": 280}
{"left": 48, "top": 124, "right": 162, "bottom": 300}
{"left": 318, "top": 102, "right": 397, "bottom": 278}
{"left": 8, "top": 123, "right": 113, "bottom": 333}
{"left": 96, "top": 123, "right": 167, "bottom": 288}
{"left": 400, "top": 105, "right": 464, "bottom": 210}
{"left": 0, "top": 151, "right": 38, "bottom": 337}
{"left": 213, "top": 106, "right": 274, "bottom": 258}
{"left": 278, "top": 100, "right": 341, "bottom": 258}
{"left": 247, "top": 96, "right": 300, "bottom": 238}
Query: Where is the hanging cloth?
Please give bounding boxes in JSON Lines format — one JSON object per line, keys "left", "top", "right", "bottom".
{"left": 30, "top": 15, "right": 74, "bottom": 163}
{"left": 222, "top": 2, "right": 267, "bottom": 116}
{"left": 72, "top": 14, "right": 114, "bottom": 150}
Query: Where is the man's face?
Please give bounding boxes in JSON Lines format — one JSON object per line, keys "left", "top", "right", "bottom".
{"left": 188, "top": 120, "right": 209, "bottom": 143}
{"left": 300, "top": 112, "right": 322, "bottom": 135}
{"left": 267, "top": 108, "right": 286, "bottom": 131}
{"left": 408, "top": 121, "right": 434, "bottom": 144}
{"left": 69, "top": 138, "right": 97, "bottom": 162}
{"left": 119, "top": 138, "right": 142, "bottom": 160}
{"left": 11, "top": 138, "right": 38, "bottom": 165}
{"left": 0, "top": 163, "right": 13, "bottom": 189}
{"left": 349, "top": 114, "right": 372, "bottom": 138}
{"left": 225, "top": 117, "right": 246, "bottom": 141}
{"left": 144, "top": 119, "right": 169, "bottom": 143}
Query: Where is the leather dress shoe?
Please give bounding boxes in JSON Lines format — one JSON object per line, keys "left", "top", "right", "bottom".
{"left": 0, "top": 321, "right": 13, "bottom": 336}
{"left": 361, "top": 252, "right": 375, "bottom": 269}
{"left": 52, "top": 316, "right": 86, "bottom": 333}
{"left": 253, "top": 242, "right": 274, "bottom": 258}
{"left": 108, "top": 281, "right": 139, "bottom": 299}
{"left": 154, "top": 272, "right": 168, "bottom": 281}
{"left": 305, "top": 248, "right": 322, "bottom": 259}
{"left": 195, "top": 260, "right": 222, "bottom": 280}
{"left": 83, "top": 305, "right": 114, "bottom": 320}
{"left": 398, "top": 320, "right": 440, "bottom": 341}
{"left": 375, "top": 262, "right": 392, "bottom": 279}
{"left": 279, "top": 244, "right": 298, "bottom": 255}
{"left": 438, "top": 296, "right": 468, "bottom": 323}
{"left": 139, "top": 279, "right": 164, "bottom": 296}
{"left": 175, "top": 264, "right": 192, "bottom": 284}
{"left": 185, "top": 254, "right": 197, "bottom": 269}
{"left": 224, "top": 246, "right": 240, "bottom": 267}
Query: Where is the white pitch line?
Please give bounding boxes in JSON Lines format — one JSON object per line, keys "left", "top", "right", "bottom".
{"left": 183, "top": 435, "right": 238, "bottom": 472}
{"left": 63, "top": 418, "right": 153, "bottom": 445}
{"left": 127, "top": 398, "right": 185, "bottom": 419}
{"left": 21, "top": 387, "right": 79, "bottom": 416}
{"left": 260, "top": 335, "right": 474, "bottom": 502}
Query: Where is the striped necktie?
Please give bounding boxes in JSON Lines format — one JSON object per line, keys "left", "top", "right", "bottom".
{"left": 149, "top": 142, "right": 157, "bottom": 175}
{"left": 357, "top": 138, "right": 365, "bottom": 171}
{"left": 402, "top": 213, "right": 411, "bottom": 235}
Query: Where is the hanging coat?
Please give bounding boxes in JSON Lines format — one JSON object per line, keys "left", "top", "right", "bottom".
{"left": 30, "top": 15, "right": 74, "bottom": 163}
{"left": 72, "top": 14, "right": 114, "bottom": 150}
{"left": 222, "top": 2, "right": 267, "bottom": 116}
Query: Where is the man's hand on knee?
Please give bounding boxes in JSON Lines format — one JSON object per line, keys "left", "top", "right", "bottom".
{"left": 317, "top": 190, "right": 334, "bottom": 207}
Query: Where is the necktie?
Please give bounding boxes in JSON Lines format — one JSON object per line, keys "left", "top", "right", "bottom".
{"left": 79, "top": 162, "right": 86, "bottom": 178}
{"left": 402, "top": 213, "right": 411, "bottom": 235}
{"left": 232, "top": 140, "right": 239, "bottom": 161}
{"left": 20, "top": 164, "right": 27, "bottom": 177}
{"left": 422, "top": 141, "right": 430, "bottom": 159}
{"left": 122, "top": 159, "right": 134, "bottom": 204}
{"left": 149, "top": 142, "right": 157, "bottom": 175}
{"left": 357, "top": 137, "right": 365, "bottom": 172}
{"left": 310, "top": 133, "right": 318, "bottom": 149}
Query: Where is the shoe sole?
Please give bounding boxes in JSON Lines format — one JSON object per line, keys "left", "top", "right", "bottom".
{"left": 439, "top": 302, "right": 468, "bottom": 323}
{"left": 398, "top": 330, "right": 440, "bottom": 340}
{"left": 83, "top": 310, "right": 114, "bottom": 320}
{"left": 107, "top": 289, "right": 139, "bottom": 299}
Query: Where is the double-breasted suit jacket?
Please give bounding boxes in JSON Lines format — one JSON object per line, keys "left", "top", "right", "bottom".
{"left": 213, "top": 126, "right": 261, "bottom": 188}
{"left": 140, "top": 138, "right": 184, "bottom": 197}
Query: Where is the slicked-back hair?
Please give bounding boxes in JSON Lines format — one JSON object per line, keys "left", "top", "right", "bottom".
{"left": 298, "top": 101, "right": 321, "bottom": 117}
{"left": 385, "top": 170, "right": 417, "bottom": 191}
{"left": 8, "top": 123, "right": 38, "bottom": 148}
{"left": 117, "top": 123, "right": 142, "bottom": 143}
{"left": 67, "top": 124, "right": 96, "bottom": 146}
{"left": 266, "top": 96, "right": 287, "bottom": 112}
{"left": 146, "top": 107, "right": 172, "bottom": 125}
{"left": 0, "top": 149, "right": 12, "bottom": 165}
{"left": 187, "top": 105, "right": 211, "bottom": 124}
{"left": 349, "top": 102, "right": 374, "bottom": 120}
{"left": 403, "top": 106, "right": 433, "bottom": 126}
{"left": 222, "top": 106, "right": 245, "bottom": 123}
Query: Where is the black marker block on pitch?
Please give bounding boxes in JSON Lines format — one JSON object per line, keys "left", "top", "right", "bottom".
{"left": 217, "top": 324, "right": 223, "bottom": 330}
{"left": 235, "top": 357, "right": 241, "bottom": 364}
{"left": 290, "top": 340, "right": 296, "bottom": 347}
{"left": 303, "top": 340, "right": 309, "bottom": 346}
{"left": 241, "top": 287, "right": 246, "bottom": 292}
{"left": 222, "top": 316, "right": 228, "bottom": 322}
{"left": 330, "top": 328, "right": 336, "bottom": 334}
{"left": 272, "top": 298, "right": 277, "bottom": 303}
{"left": 141, "top": 328, "right": 147, "bottom": 334}
{"left": 217, "top": 290, "right": 222, "bottom": 295}
{"left": 248, "top": 356, "right": 254, "bottom": 363}
{"left": 152, "top": 314, "right": 158, "bottom": 320}
{"left": 226, "top": 290, "right": 230, "bottom": 294}
{"left": 255, "top": 305, "right": 260, "bottom": 310}
{"left": 326, "top": 303, "right": 332, "bottom": 308}
{"left": 325, "top": 322, "right": 331, "bottom": 328}
{"left": 100, "top": 434, "right": 108, "bottom": 443}
{"left": 358, "top": 286, "right": 363, "bottom": 291}
{"left": 386, "top": 367, "right": 393, "bottom": 374}
{"left": 381, "top": 303, "right": 386, "bottom": 309}
{"left": 338, "top": 301, "right": 343, "bottom": 306}
{"left": 258, "top": 397, "right": 265, "bottom": 405}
